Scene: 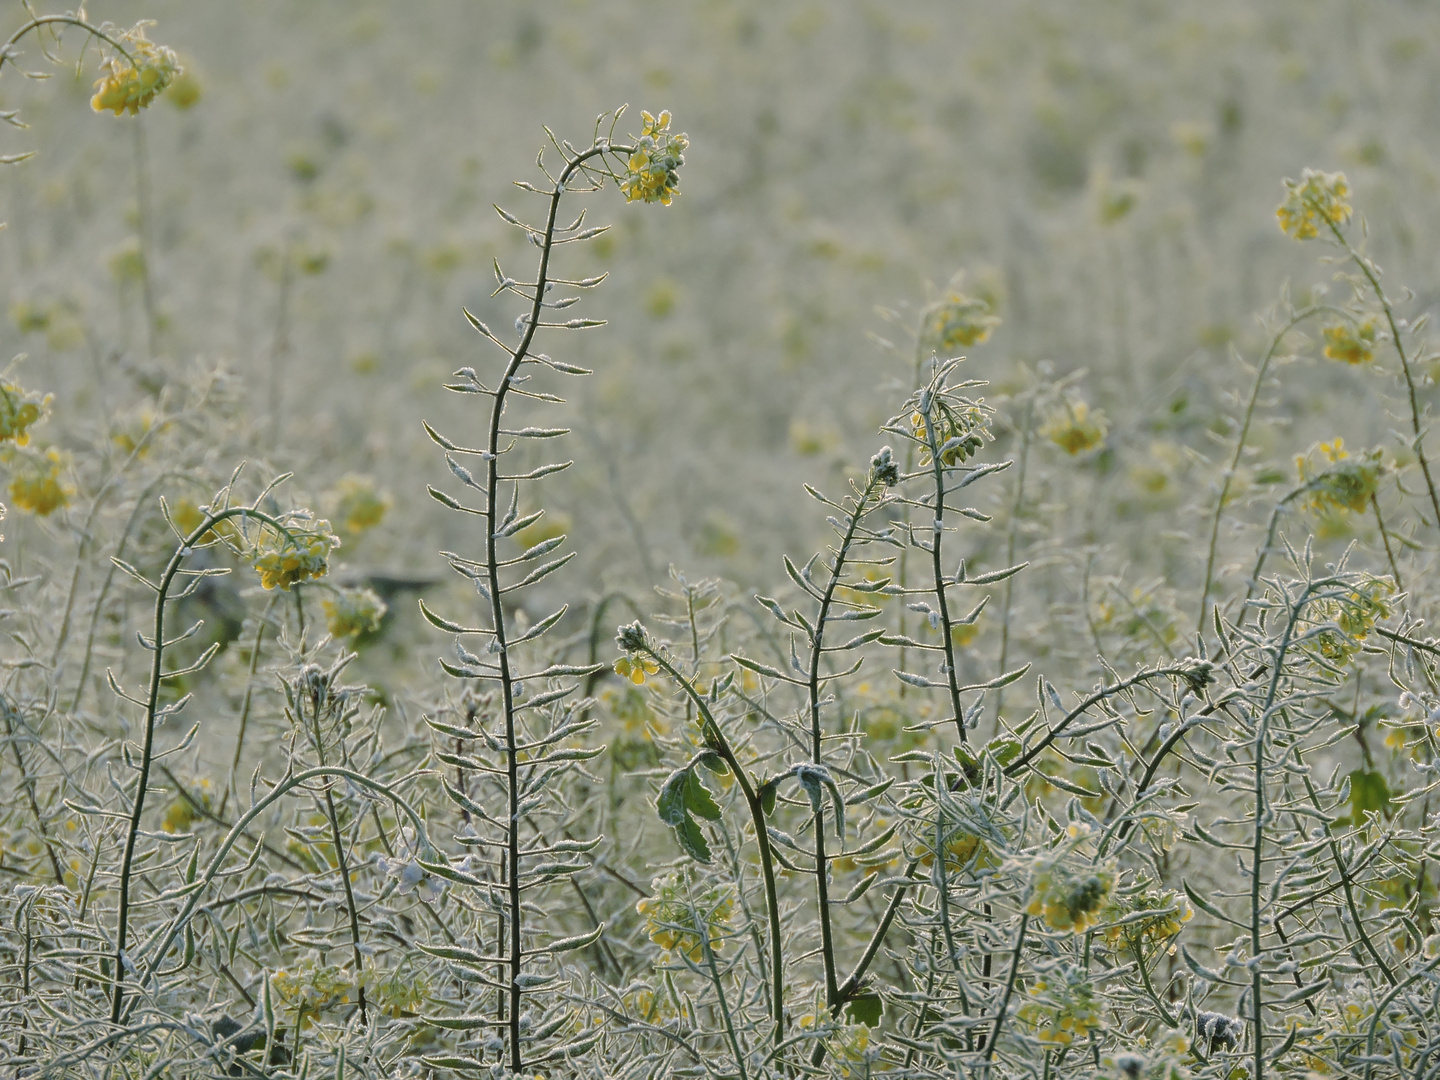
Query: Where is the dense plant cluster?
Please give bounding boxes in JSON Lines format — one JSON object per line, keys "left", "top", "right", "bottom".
{"left": 5, "top": 7, "right": 1440, "bottom": 1080}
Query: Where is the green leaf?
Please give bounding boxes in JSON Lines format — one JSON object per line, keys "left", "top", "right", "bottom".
{"left": 986, "top": 737, "right": 1022, "bottom": 767}
{"left": 656, "top": 768, "right": 690, "bottom": 827}
{"left": 1346, "top": 768, "right": 1392, "bottom": 821}
{"left": 685, "top": 769, "right": 722, "bottom": 821}
{"left": 759, "top": 780, "right": 778, "bottom": 817}
{"left": 845, "top": 993, "right": 883, "bottom": 1027}
{"left": 676, "top": 816, "right": 711, "bottom": 863}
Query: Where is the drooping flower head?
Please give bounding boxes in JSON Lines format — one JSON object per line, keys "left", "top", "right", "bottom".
{"left": 251, "top": 519, "right": 339, "bottom": 590}
{"left": 1322, "top": 319, "right": 1378, "bottom": 365}
{"left": 1276, "top": 169, "right": 1352, "bottom": 240}
{"left": 921, "top": 287, "right": 999, "bottom": 354}
{"left": 621, "top": 110, "right": 688, "bottom": 205}
{"left": 322, "top": 586, "right": 387, "bottom": 638}
{"left": 1041, "top": 399, "right": 1108, "bottom": 456}
{"left": 91, "top": 25, "right": 182, "bottom": 116}
{"left": 0, "top": 381, "right": 50, "bottom": 446}
{"left": 7, "top": 448, "right": 73, "bottom": 516}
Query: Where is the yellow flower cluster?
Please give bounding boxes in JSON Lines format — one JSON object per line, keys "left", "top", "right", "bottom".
{"left": 917, "top": 829, "right": 985, "bottom": 873}
{"left": 1323, "top": 320, "right": 1377, "bottom": 365}
{"left": 1041, "top": 400, "right": 1108, "bottom": 455}
{"left": 797, "top": 1012, "right": 873, "bottom": 1075}
{"left": 1019, "top": 966, "right": 1104, "bottom": 1045}
{"left": 112, "top": 408, "right": 167, "bottom": 457}
{"left": 622, "top": 110, "right": 688, "bottom": 205}
{"left": 922, "top": 288, "right": 999, "bottom": 354}
{"left": 1100, "top": 889, "right": 1193, "bottom": 956}
{"left": 1296, "top": 438, "right": 1383, "bottom": 514}
{"left": 0, "top": 382, "right": 50, "bottom": 446}
{"left": 625, "top": 984, "right": 690, "bottom": 1024}
{"left": 161, "top": 778, "right": 213, "bottom": 834}
{"left": 322, "top": 586, "right": 387, "bottom": 638}
{"left": 272, "top": 963, "right": 355, "bottom": 1024}
{"left": 1312, "top": 577, "right": 1392, "bottom": 664}
{"left": 1276, "top": 168, "right": 1352, "bottom": 240}
{"left": 635, "top": 874, "right": 734, "bottom": 962}
{"left": 330, "top": 474, "right": 390, "bottom": 535}
{"left": 911, "top": 402, "right": 988, "bottom": 466}
{"left": 614, "top": 654, "right": 659, "bottom": 685}
{"left": 366, "top": 963, "right": 428, "bottom": 1018}
{"left": 7, "top": 449, "right": 73, "bottom": 516}
{"left": 251, "top": 521, "right": 339, "bottom": 590}
{"left": 1026, "top": 838, "right": 1116, "bottom": 933}
{"left": 90, "top": 27, "right": 182, "bottom": 116}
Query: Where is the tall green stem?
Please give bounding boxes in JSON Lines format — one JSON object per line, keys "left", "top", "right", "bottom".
{"left": 110, "top": 505, "right": 288, "bottom": 1024}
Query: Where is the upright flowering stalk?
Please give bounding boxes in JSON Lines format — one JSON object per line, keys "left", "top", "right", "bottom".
{"left": 417, "top": 107, "right": 680, "bottom": 1074}
{"left": 884, "top": 357, "right": 1026, "bottom": 742}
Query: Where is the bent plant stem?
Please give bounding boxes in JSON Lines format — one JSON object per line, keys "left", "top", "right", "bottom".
{"left": 807, "top": 473, "right": 884, "bottom": 1007}
{"left": 1329, "top": 218, "right": 1440, "bottom": 531}
{"left": 1005, "top": 663, "right": 1205, "bottom": 774}
{"left": 920, "top": 406, "right": 968, "bottom": 742}
{"left": 645, "top": 648, "right": 787, "bottom": 1051}
{"left": 1197, "top": 306, "right": 1329, "bottom": 636}
{"left": 110, "top": 504, "right": 289, "bottom": 1025}
{"left": 0, "top": 15, "right": 137, "bottom": 80}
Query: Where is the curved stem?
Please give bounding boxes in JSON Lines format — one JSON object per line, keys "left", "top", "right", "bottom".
{"left": 1197, "top": 306, "right": 1331, "bottom": 636}
{"left": 110, "top": 505, "right": 290, "bottom": 1024}
{"left": 646, "top": 648, "right": 787, "bottom": 1050}
{"left": 0, "top": 15, "right": 136, "bottom": 80}
{"left": 806, "top": 475, "right": 882, "bottom": 1008}
{"left": 1329, "top": 219, "right": 1440, "bottom": 532}
{"left": 920, "top": 407, "right": 967, "bottom": 742}
{"left": 136, "top": 764, "right": 430, "bottom": 992}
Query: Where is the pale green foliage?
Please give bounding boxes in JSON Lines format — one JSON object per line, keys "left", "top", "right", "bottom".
{"left": 4, "top": 4, "right": 1440, "bottom": 1079}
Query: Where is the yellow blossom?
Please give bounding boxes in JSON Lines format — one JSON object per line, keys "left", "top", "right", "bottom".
{"left": 621, "top": 110, "right": 688, "bottom": 205}
{"left": 1019, "top": 966, "right": 1104, "bottom": 1045}
{"left": 1041, "top": 399, "right": 1108, "bottom": 455}
{"left": 1276, "top": 168, "right": 1352, "bottom": 240}
{"left": 614, "top": 655, "right": 659, "bottom": 685}
{"left": 1322, "top": 320, "right": 1377, "bottom": 365}
{"left": 0, "top": 382, "right": 50, "bottom": 446}
{"left": 7, "top": 448, "right": 73, "bottom": 516}
{"left": 1026, "top": 853, "right": 1115, "bottom": 934}
{"left": 90, "top": 26, "right": 182, "bottom": 116}
{"left": 329, "top": 474, "right": 390, "bottom": 535}
{"left": 272, "top": 963, "right": 355, "bottom": 1026}
{"left": 322, "top": 587, "right": 387, "bottom": 638}
{"left": 1296, "top": 438, "right": 1383, "bottom": 514}
{"left": 250, "top": 521, "right": 339, "bottom": 590}
{"left": 921, "top": 287, "right": 999, "bottom": 354}
{"left": 636, "top": 873, "right": 734, "bottom": 962}
{"left": 1100, "top": 888, "right": 1193, "bottom": 956}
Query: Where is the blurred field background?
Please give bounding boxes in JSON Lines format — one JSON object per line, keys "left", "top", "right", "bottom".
{"left": 4, "top": 0, "right": 1439, "bottom": 694}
